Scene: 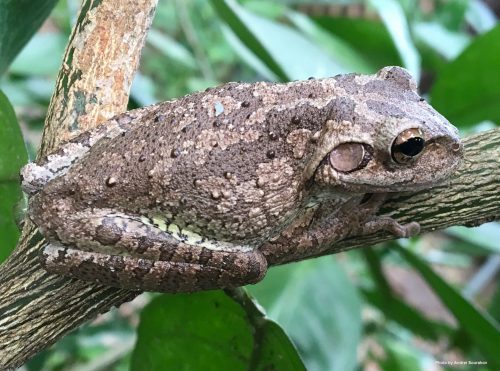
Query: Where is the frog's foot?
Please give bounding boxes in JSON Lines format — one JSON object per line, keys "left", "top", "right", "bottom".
{"left": 39, "top": 212, "right": 268, "bottom": 293}
{"left": 362, "top": 216, "right": 420, "bottom": 238}
{"left": 307, "top": 193, "right": 420, "bottom": 243}
{"left": 358, "top": 193, "right": 420, "bottom": 238}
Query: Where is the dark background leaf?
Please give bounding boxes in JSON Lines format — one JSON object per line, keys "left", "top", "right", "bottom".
{"left": 0, "top": 0, "right": 59, "bottom": 76}
{"left": 314, "top": 17, "right": 401, "bottom": 69}
{"left": 131, "top": 290, "right": 305, "bottom": 370}
{"left": 131, "top": 291, "right": 253, "bottom": 370}
{"left": 248, "top": 257, "right": 362, "bottom": 371}
{"left": 430, "top": 24, "right": 500, "bottom": 127}
{"left": 0, "top": 90, "right": 27, "bottom": 261}
{"left": 395, "top": 245, "right": 500, "bottom": 367}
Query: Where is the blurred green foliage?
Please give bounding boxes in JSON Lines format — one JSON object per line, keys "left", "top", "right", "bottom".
{"left": 0, "top": 90, "right": 27, "bottom": 260}
{"left": 131, "top": 290, "right": 306, "bottom": 370}
{"left": 0, "top": 0, "right": 59, "bottom": 76}
{"left": 0, "top": 0, "right": 499, "bottom": 370}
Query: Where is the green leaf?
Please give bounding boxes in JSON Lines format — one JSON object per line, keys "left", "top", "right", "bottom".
{"left": 285, "top": 11, "right": 376, "bottom": 74}
{"left": 413, "top": 22, "right": 470, "bottom": 61}
{"left": 432, "top": 0, "right": 469, "bottom": 31}
{"left": 130, "top": 73, "right": 158, "bottom": 107}
{"left": 0, "top": 0, "right": 59, "bottom": 76}
{"left": 362, "top": 248, "right": 454, "bottom": 341}
{"left": 362, "top": 288, "right": 454, "bottom": 340}
{"left": 446, "top": 223, "right": 500, "bottom": 254}
{"left": 430, "top": 24, "right": 500, "bottom": 127}
{"left": 376, "top": 337, "right": 422, "bottom": 371}
{"left": 395, "top": 245, "right": 500, "bottom": 367}
{"left": 0, "top": 90, "right": 28, "bottom": 261}
{"left": 131, "top": 291, "right": 251, "bottom": 370}
{"left": 252, "top": 320, "right": 306, "bottom": 371}
{"left": 362, "top": 247, "right": 393, "bottom": 297}
{"left": 211, "top": 0, "right": 347, "bottom": 81}
{"left": 466, "top": 0, "right": 497, "bottom": 34}
{"left": 220, "top": 26, "right": 275, "bottom": 81}
{"left": 244, "top": 0, "right": 286, "bottom": 19}
{"left": 368, "top": 0, "right": 421, "bottom": 80}
{"left": 9, "top": 32, "right": 67, "bottom": 76}
{"left": 248, "top": 257, "right": 362, "bottom": 371}
{"left": 131, "top": 290, "right": 305, "bottom": 371}
{"left": 146, "top": 29, "right": 197, "bottom": 69}
{"left": 210, "top": 0, "right": 287, "bottom": 81}
{"left": 314, "top": 17, "right": 401, "bottom": 70}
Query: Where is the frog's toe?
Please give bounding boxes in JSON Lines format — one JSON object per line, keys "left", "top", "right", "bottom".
{"left": 362, "top": 216, "right": 420, "bottom": 238}
{"left": 401, "top": 221, "right": 421, "bottom": 238}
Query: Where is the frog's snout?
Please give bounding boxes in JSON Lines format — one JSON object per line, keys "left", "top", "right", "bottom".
{"left": 439, "top": 134, "right": 464, "bottom": 160}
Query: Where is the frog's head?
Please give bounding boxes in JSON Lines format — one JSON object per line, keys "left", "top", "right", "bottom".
{"left": 309, "top": 66, "right": 463, "bottom": 193}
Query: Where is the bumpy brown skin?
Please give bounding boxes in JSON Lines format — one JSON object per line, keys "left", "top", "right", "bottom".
{"left": 22, "top": 67, "right": 463, "bottom": 292}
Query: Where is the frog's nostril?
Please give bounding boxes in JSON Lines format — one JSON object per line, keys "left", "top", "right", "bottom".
{"left": 451, "top": 142, "right": 461, "bottom": 152}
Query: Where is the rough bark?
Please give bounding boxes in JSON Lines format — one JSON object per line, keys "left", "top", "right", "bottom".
{"left": 0, "top": 0, "right": 499, "bottom": 368}
{"left": 0, "top": 0, "right": 157, "bottom": 369}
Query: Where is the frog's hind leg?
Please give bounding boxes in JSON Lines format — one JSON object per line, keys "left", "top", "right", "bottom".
{"left": 39, "top": 212, "right": 267, "bottom": 293}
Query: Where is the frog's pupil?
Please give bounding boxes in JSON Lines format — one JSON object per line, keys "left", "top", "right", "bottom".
{"left": 399, "top": 137, "right": 424, "bottom": 156}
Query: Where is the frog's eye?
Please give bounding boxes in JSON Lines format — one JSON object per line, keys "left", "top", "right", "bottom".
{"left": 329, "top": 143, "right": 366, "bottom": 173}
{"left": 391, "top": 128, "right": 425, "bottom": 164}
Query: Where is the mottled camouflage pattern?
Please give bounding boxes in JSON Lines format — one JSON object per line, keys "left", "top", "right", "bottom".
{"left": 21, "top": 67, "right": 462, "bottom": 292}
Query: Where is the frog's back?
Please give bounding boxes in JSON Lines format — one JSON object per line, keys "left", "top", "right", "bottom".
{"left": 30, "top": 68, "right": 453, "bottom": 244}
{"left": 38, "top": 79, "right": 343, "bottom": 243}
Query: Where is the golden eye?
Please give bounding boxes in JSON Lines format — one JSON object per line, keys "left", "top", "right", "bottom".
{"left": 391, "top": 128, "right": 425, "bottom": 164}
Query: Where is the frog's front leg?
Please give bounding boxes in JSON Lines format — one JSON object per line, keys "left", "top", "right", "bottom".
{"left": 261, "top": 194, "right": 420, "bottom": 265}
{"left": 316, "top": 193, "right": 421, "bottom": 239}
{"left": 40, "top": 211, "right": 267, "bottom": 292}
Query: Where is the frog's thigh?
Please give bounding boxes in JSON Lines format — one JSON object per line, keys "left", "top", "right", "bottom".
{"left": 22, "top": 108, "right": 151, "bottom": 195}
{"left": 40, "top": 213, "right": 267, "bottom": 292}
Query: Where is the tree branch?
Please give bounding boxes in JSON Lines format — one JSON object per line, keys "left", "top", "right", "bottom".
{"left": 0, "top": 0, "right": 157, "bottom": 368}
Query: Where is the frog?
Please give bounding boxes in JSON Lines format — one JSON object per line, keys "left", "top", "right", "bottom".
{"left": 21, "top": 66, "right": 463, "bottom": 292}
